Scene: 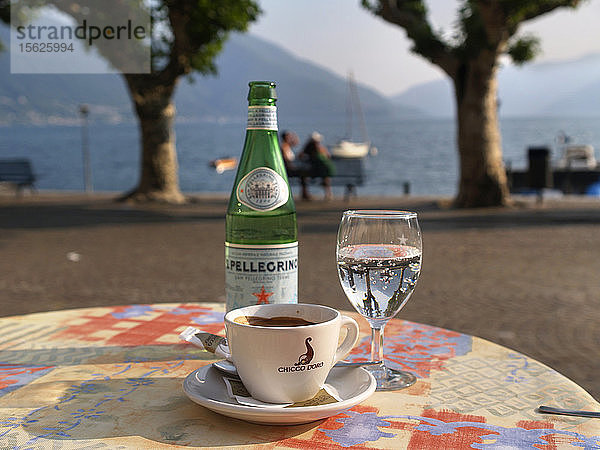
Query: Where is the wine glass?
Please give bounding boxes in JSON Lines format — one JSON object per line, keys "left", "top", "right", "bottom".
{"left": 336, "top": 210, "right": 422, "bottom": 390}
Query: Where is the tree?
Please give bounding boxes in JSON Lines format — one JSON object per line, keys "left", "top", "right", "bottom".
{"left": 1, "top": 0, "right": 260, "bottom": 203}
{"left": 362, "top": 0, "right": 582, "bottom": 207}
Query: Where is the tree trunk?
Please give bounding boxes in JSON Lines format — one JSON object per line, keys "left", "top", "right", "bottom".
{"left": 453, "top": 57, "right": 510, "bottom": 208}
{"left": 120, "top": 75, "right": 185, "bottom": 204}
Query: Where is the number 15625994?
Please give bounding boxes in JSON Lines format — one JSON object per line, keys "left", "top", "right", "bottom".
{"left": 18, "top": 43, "right": 74, "bottom": 52}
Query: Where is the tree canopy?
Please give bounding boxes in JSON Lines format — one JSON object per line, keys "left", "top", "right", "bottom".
{"left": 1, "top": 1, "right": 260, "bottom": 202}
{"left": 362, "top": 0, "right": 580, "bottom": 73}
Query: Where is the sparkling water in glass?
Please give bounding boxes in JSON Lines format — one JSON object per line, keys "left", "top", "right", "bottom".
{"left": 336, "top": 210, "right": 422, "bottom": 390}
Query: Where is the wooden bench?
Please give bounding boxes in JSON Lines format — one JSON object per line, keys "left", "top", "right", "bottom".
{"left": 0, "top": 159, "right": 37, "bottom": 195}
{"left": 289, "top": 157, "right": 365, "bottom": 200}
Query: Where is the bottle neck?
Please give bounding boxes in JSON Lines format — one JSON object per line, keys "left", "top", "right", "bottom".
{"left": 246, "top": 102, "right": 278, "bottom": 132}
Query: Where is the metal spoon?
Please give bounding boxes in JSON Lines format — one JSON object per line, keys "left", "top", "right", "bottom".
{"left": 335, "top": 360, "right": 383, "bottom": 368}
{"left": 537, "top": 405, "right": 600, "bottom": 419}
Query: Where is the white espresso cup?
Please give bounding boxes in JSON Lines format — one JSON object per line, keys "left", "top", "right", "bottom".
{"left": 223, "top": 303, "right": 360, "bottom": 404}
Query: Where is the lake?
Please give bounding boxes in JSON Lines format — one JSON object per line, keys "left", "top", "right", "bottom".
{"left": 1, "top": 116, "right": 599, "bottom": 197}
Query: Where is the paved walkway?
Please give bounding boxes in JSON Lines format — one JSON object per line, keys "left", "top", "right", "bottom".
{"left": 1, "top": 193, "right": 599, "bottom": 400}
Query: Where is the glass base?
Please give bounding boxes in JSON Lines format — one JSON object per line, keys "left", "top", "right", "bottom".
{"left": 366, "top": 363, "right": 417, "bottom": 391}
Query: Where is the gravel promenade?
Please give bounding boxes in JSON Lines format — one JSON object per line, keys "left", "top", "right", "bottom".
{"left": 1, "top": 192, "right": 599, "bottom": 400}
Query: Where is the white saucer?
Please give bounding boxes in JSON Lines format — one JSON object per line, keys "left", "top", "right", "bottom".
{"left": 183, "top": 364, "right": 376, "bottom": 425}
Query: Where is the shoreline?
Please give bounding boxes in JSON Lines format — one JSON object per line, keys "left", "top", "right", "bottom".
{"left": 3, "top": 187, "right": 600, "bottom": 199}
{"left": 3, "top": 189, "right": 600, "bottom": 213}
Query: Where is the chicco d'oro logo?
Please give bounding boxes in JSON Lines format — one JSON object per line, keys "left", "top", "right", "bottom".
{"left": 278, "top": 337, "right": 324, "bottom": 373}
{"left": 236, "top": 167, "right": 289, "bottom": 212}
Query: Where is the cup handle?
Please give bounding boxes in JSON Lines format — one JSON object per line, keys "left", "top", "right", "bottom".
{"left": 334, "top": 315, "right": 360, "bottom": 362}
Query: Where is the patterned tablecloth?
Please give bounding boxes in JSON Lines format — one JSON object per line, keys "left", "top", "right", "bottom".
{"left": 1, "top": 303, "right": 598, "bottom": 449}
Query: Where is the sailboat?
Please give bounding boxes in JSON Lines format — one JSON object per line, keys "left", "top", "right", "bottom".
{"left": 330, "top": 72, "right": 375, "bottom": 159}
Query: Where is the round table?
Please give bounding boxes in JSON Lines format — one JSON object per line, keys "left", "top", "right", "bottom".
{"left": 1, "top": 303, "right": 598, "bottom": 448}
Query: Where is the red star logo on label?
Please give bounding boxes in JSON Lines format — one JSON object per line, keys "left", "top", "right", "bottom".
{"left": 252, "top": 285, "right": 274, "bottom": 304}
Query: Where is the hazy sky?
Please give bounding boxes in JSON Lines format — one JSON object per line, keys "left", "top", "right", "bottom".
{"left": 249, "top": 0, "right": 600, "bottom": 97}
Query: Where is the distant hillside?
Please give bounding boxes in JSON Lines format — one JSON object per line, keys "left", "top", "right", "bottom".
{"left": 541, "top": 78, "right": 600, "bottom": 116}
{"left": 175, "top": 34, "right": 424, "bottom": 122}
{"left": 0, "top": 24, "right": 420, "bottom": 125}
{"left": 392, "top": 53, "right": 600, "bottom": 118}
{"left": 0, "top": 23, "right": 130, "bottom": 125}
{"left": 391, "top": 78, "right": 454, "bottom": 118}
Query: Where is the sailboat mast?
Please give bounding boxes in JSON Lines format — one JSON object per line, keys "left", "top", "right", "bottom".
{"left": 349, "top": 71, "right": 368, "bottom": 142}
{"left": 331, "top": 72, "right": 373, "bottom": 158}
{"left": 345, "top": 74, "right": 353, "bottom": 139}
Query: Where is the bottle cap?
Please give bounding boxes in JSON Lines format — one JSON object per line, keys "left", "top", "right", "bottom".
{"left": 248, "top": 81, "right": 277, "bottom": 101}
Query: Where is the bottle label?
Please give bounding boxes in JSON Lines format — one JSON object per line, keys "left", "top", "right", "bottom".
{"left": 247, "top": 106, "right": 278, "bottom": 130}
{"left": 225, "top": 242, "right": 298, "bottom": 312}
{"left": 236, "top": 167, "right": 289, "bottom": 211}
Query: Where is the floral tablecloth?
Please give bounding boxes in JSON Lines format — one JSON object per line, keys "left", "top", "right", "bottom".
{"left": 1, "top": 303, "right": 598, "bottom": 449}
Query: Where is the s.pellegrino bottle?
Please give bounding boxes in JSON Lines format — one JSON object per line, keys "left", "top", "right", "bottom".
{"left": 225, "top": 81, "right": 298, "bottom": 312}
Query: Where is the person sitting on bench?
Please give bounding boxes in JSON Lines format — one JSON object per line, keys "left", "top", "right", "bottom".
{"left": 280, "top": 130, "right": 300, "bottom": 173}
{"left": 298, "top": 132, "right": 335, "bottom": 200}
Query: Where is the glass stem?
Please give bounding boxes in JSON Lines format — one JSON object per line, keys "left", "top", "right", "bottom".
{"left": 370, "top": 324, "right": 385, "bottom": 364}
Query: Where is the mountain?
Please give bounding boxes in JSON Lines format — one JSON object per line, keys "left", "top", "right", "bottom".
{"left": 391, "top": 78, "right": 454, "bottom": 118}
{"left": 175, "top": 34, "right": 424, "bottom": 122}
{"left": 541, "top": 78, "right": 600, "bottom": 116}
{"left": 0, "top": 24, "right": 129, "bottom": 125}
{"left": 392, "top": 53, "right": 600, "bottom": 118}
{"left": 8, "top": 14, "right": 599, "bottom": 125}
{"left": 0, "top": 23, "right": 420, "bottom": 125}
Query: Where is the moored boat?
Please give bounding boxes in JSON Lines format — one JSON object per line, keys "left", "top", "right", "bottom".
{"left": 506, "top": 138, "right": 600, "bottom": 195}
{"left": 556, "top": 144, "right": 597, "bottom": 170}
{"left": 209, "top": 157, "right": 238, "bottom": 174}
{"left": 331, "top": 140, "right": 373, "bottom": 159}
{"left": 330, "top": 72, "right": 377, "bottom": 159}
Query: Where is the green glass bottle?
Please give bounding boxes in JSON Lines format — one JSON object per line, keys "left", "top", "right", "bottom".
{"left": 225, "top": 81, "right": 298, "bottom": 311}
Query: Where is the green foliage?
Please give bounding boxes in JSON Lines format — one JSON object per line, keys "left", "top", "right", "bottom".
{"left": 149, "top": 0, "right": 259, "bottom": 75}
{"left": 362, "top": 0, "right": 450, "bottom": 66}
{"left": 500, "top": 0, "right": 581, "bottom": 31}
{"left": 362, "top": 0, "right": 582, "bottom": 65}
{"left": 185, "top": 0, "right": 260, "bottom": 74}
{"left": 507, "top": 35, "right": 541, "bottom": 65}
{"left": 361, "top": 0, "right": 426, "bottom": 16}
{"left": 0, "top": 0, "right": 8, "bottom": 23}
{"left": 0, "top": 0, "right": 260, "bottom": 75}
{"left": 454, "top": 1, "right": 491, "bottom": 58}
{"left": 0, "top": 0, "right": 8, "bottom": 50}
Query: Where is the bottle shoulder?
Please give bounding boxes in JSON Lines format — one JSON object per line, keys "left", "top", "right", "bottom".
{"left": 225, "top": 210, "right": 297, "bottom": 245}
{"left": 228, "top": 129, "right": 295, "bottom": 214}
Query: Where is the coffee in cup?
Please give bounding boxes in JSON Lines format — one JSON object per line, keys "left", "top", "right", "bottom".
{"left": 223, "top": 303, "right": 360, "bottom": 404}
{"left": 233, "top": 315, "right": 316, "bottom": 327}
